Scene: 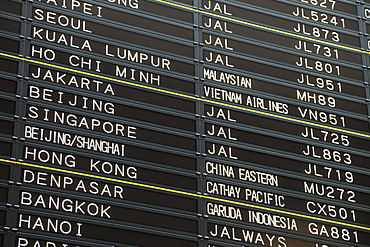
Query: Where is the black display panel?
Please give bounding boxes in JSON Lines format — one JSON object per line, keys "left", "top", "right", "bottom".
{"left": 20, "top": 167, "right": 198, "bottom": 211}
{"left": 32, "top": 5, "right": 194, "bottom": 40}
{"left": 0, "top": 37, "right": 19, "bottom": 54}
{"left": 19, "top": 189, "right": 198, "bottom": 233}
{"left": 207, "top": 222, "right": 368, "bottom": 246}
{"left": 0, "top": 58, "right": 18, "bottom": 74}
{"left": 15, "top": 235, "right": 92, "bottom": 247}
{"left": 203, "top": 49, "right": 364, "bottom": 82}
{"left": 237, "top": 0, "right": 358, "bottom": 16}
{"left": 0, "top": 120, "right": 14, "bottom": 135}
{"left": 17, "top": 212, "right": 198, "bottom": 247}
{"left": 27, "top": 100, "right": 196, "bottom": 132}
{"left": 28, "top": 66, "right": 196, "bottom": 105}
{"left": 202, "top": 5, "right": 360, "bottom": 47}
{"left": 0, "top": 163, "right": 11, "bottom": 180}
{"left": 205, "top": 158, "right": 370, "bottom": 194}
{"left": 30, "top": 25, "right": 195, "bottom": 74}
{"left": 201, "top": 15, "right": 360, "bottom": 48}
{"left": 203, "top": 31, "right": 363, "bottom": 64}
{"left": 1, "top": 0, "right": 370, "bottom": 246}
{"left": 0, "top": 17, "right": 21, "bottom": 34}
{"left": 0, "top": 0, "right": 22, "bottom": 15}
{"left": 23, "top": 145, "right": 197, "bottom": 189}
{"left": 0, "top": 142, "right": 12, "bottom": 158}
{"left": 0, "top": 77, "right": 17, "bottom": 94}
{"left": 0, "top": 209, "right": 6, "bottom": 226}
{"left": 30, "top": 6, "right": 195, "bottom": 57}
{"left": 204, "top": 66, "right": 366, "bottom": 97}
{"left": 0, "top": 187, "right": 8, "bottom": 203}
{"left": 26, "top": 108, "right": 196, "bottom": 150}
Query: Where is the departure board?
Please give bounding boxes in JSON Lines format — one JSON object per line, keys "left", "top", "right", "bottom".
{"left": 1, "top": 0, "right": 370, "bottom": 246}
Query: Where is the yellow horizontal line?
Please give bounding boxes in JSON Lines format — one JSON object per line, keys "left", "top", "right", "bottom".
{"left": 2, "top": 52, "right": 369, "bottom": 139}
{"left": 2, "top": 158, "right": 370, "bottom": 232}
{"left": 154, "top": 0, "right": 368, "bottom": 54}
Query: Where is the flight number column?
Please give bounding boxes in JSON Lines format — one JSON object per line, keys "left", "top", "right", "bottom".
{"left": 293, "top": 1, "right": 370, "bottom": 247}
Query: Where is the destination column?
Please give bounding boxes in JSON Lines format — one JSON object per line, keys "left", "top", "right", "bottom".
{"left": 7, "top": 0, "right": 201, "bottom": 246}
